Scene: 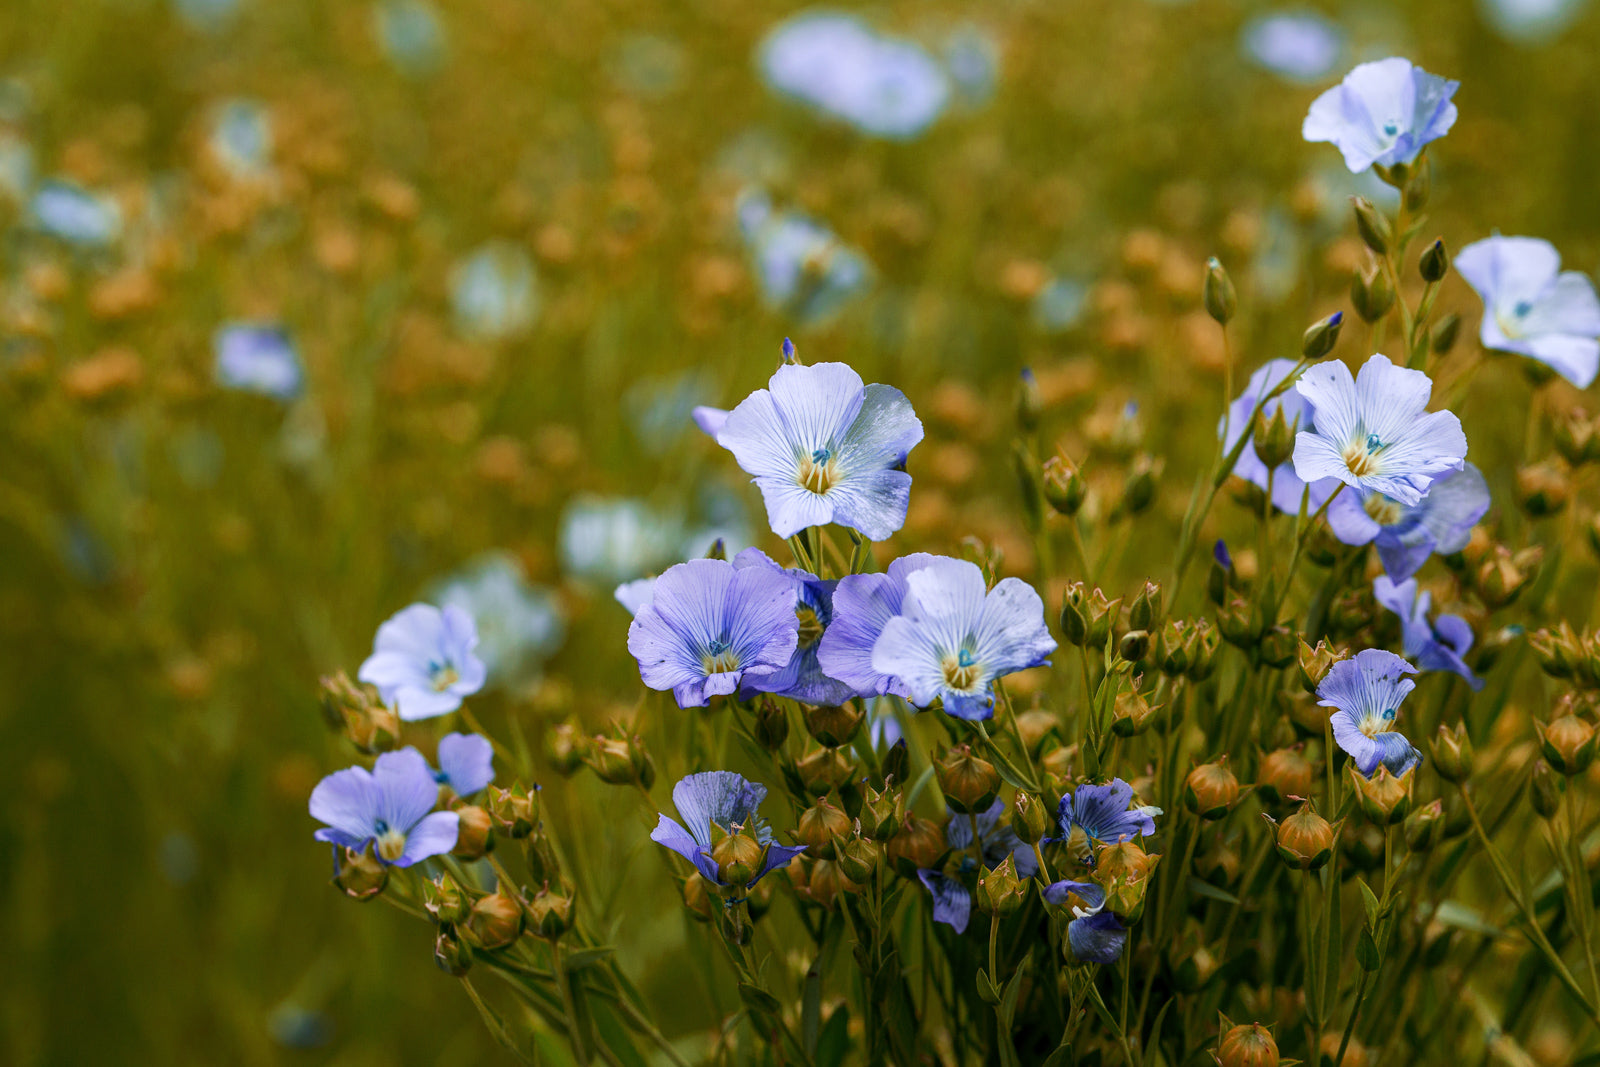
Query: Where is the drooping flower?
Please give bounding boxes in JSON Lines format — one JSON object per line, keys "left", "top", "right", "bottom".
{"left": 1317, "top": 649, "right": 1424, "bottom": 777}
{"left": 717, "top": 361, "right": 924, "bottom": 541}
{"left": 1292, "top": 354, "right": 1467, "bottom": 507}
{"left": 917, "top": 800, "right": 1039, "bottom": 934}
{"left": 650, "top": 771, "right": 805, "bottom": 888}
{"left": 432, "top": 553, "right": 565, "bottom": 687}
{"left": 1049, "top": 779, "right": 1160, "bottom": 863}
{"left": 870, "top": 557, "right": 1055, "bottom": 721}
{"left": 1302, "top": 57, "right": 1459, "bottom": 173}
{"left": 358, "top": 604, "right": 487, "bottom": 720}
{"left": 625, "top": 557, "right": 799, "bottom": 708}
{"left": 214, "top": 324, "right": 303, "bottom": 401}
{"left": 433, "top": 733, "right": 495, "bottom": 796}
{"left": 730, "top": 548, "right": 856, "bottom": 706}
{"left": 817, "top": 552, "right": 942, "bottom": 698}
{"left": 1240, "top": 12, "right": 1345, "bottom": 84}
{"left": 1221, "top": 357, "right": 1327, "bottom": 514}
{"left": 1373, "top": 576, "right": 1484, "bottom": 690}
{"left": 1326, "top": 464, "right": 1489, "bottom": 581}
{"left": 309, "top": 747, "right": 460, "bottom": 866}
{"left": 1454, "top": 235, "right": 1600, "bottom": 388}
{"left": 1041, "top": 880, "right": 1127, "bottom": 964}
{"left": 757, "top": 13, "right": 951, "bottom": 140}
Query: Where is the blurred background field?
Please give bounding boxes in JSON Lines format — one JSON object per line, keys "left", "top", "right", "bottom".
{"left": 3, "top": 0, "right": 1600, "bottom": 1062}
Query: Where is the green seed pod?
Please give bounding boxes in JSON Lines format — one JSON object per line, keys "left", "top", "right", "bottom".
{"left": 1350, "top": 196, "right": 1392, "bottom": 254}
{"left": 1419, "top": 238, "right": 1449, "bottom": 283}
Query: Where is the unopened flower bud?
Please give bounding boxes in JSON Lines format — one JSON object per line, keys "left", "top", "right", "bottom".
{"left": 710, "top": 825, "right": 769, "bottom": 887}
{"left": 1013, "top": 441, "right": 1045, "bottom": 534}
{"left": 1274, "top": 802, "right": 1336, "bottom": 870}
{"left": 1351, "top": 265, "right": 1394, "bottom": 324}
{"left": 1419, "top": 238, "right": 1449, "bottom": 283}
{"left": 1085, "top": 589, "right": 1123, "bottom": 650}
{"left": 1120, "top": 455, "right": 1161, "bottom": 516}
{"left": 1538, "top": 715, "right": 1597, "bottom": 775}
{"left": 1111, "top": 687, "right": 1160, "bottom": 737}
{"left": 803, "top": 701, "right": 864, "bottom": 748}
{"left": 1350, "top": 196, "right": 1392, "bottom": 255}
{"left": 754, "top": 697, "right": 790, "bottom": 751}
{"left": 1431, "top": 311, "right": 1461, "bottom": 354}
{"left": 434, "top": 925, "right": 472, "bottom": 977}
{"left": 1016, "top": 368, "right": 1043, "bottom": 434}
{"left": 1012, "top": 791, "right": 1051, "bottom": 844}
{"left": 1185, "top": 759, "right": 1241, "bottom": 820}
{"left": 426, "top": 873, "right": 471, "bottom": 924}
{"left": 1256, "top": 746, "right": 1313, "bottom": 805}
{"left": 1531, "top": 760, "right": 1563, "bottom": 819}
{"left": 1477, "top": 545, "right": 1535, "bottom": 609}
{"left": 1217, "top": 1021, "right": 1280, "bottom": 1067}
{"left": 936, "top": 745, "right": 1002, "bottom": 814}
{"left": 1204, "top": 257, "right": 1237, "bottom": 325}
{"left": 795, "top": 797, "right": 853, "bottom": 857}
{"left": 1515, "top": 461, "right": 1571, "bottom": 518}
{"left": 545, "top": 720, "right": 589, "bottom": 776}
{"left": 1252, "top": 405, "right": 1296, "bottom": 469}
{"left": 1554, "top": 407, "right": 1600, "bottom": 466}
{"left": 1042, "top": 454, "right": 1088, "bottom": 516}
{"left": 975, "top": 855, "right": 1026, "bottom": 916}
{"left": 1207, "top": 543, "right": 1233, "bottom": 606}
{"left": 1119, "top": 629, "right": 1150, "bottom": 664}
{"left": 333, "top": 842, "right": 389, "bottom": 901}
{"left": 795, "top": 745, "right": 854, "bottom": 795}
{"left": 861, "top": 786, "right": 902, "bottom": 840}
{"left": 524, "top": 882, "right": 576, "bottom": 939}
{"left": 1301, "top": 311, "right": 1344, "bottom": 360}
{"left": 488, "top": 782, "right": 539, "bottom": 838}
{"left": 463, "top": 891, "right": 525, "bottom": 951}
{"left": 1404, "top": 799, "right": 1445, "bottom": 852}
{"left": 319, "top": 671, "right": 400, "bottom": 754}
{"left": 1158, "top": 620, "right": 1190, "bottom": 676}
{"left": 1129, "top": 580, "right": 1161, "bottom": 632}
{"left": 1429, "top": 722, "right": 1473, "bottom": 784}
{"left": 1349, "top": 765, "right": 1414, "bottom": 826}
{"left": 1060, "top": 584, "right": 1088, "bottom": 646}
{"left": 886, "top": 814, "right": 946, "bottom": 876}
{"left": 836, "top": 832, "right": 881, "bottom": 884}
{"left": 682, "top": 872, "right": 714, "bottom": 921}
{"left": 1099, "top": 839, "right": 1160, "bottom": 919}
{"left": 879, "top": 738, "right": 909, "bottom": 787}
{"left": 1258, "top": 626, "right": 1298, "bottom": 670}
{"left": 1184, "top": 620, "right": 1221, "bottom": 682}
{"left": 1403, "top": 157, "right": 1431, "bottom": 212}
{"left": 1298, "top": 639, "right": 1346, "bottom": 693}
{"left": 451, "top": 804, "right": 495, "bottom": 860}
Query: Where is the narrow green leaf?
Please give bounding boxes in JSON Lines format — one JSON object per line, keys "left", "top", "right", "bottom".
{"left": 1432, "top": 900, "right": 1502, "bottom": 938}
{"left": 562, "top": 946, "right": 615, "bottom": 973}
{"left": 801, "top": 964, "right": 822, "bottom": 1058}
{"left": 1187, "top": 876, "right": 1240, "bottom": 905}
{"left": 816, "top": 1005, "right": 851, "bottom": 1067}
{"left": 737, "top": 982, "right": 781, "bottom": 1018}
{"left": 1357, "top": 879, "right": 1379, "bottom": 931}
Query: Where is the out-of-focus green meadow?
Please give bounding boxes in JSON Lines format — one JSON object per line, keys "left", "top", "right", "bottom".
{"left": 3, "top": 0, "right": 1600, "bottom": 1062}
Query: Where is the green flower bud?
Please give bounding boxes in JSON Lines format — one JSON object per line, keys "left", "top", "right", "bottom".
{"left": 1531, "top": 760, "right": 1563, "bottom": 819}
{"left": 524, "top": 882, "right": 576, "bottom": 940}
{"left": 860, "top": 785, "right": 903, "bottom": 841}
{"left": 1251, "top": 404, "right": 1296, "bottom": 470}
{"left": 795, "top": 797, "right": 853, "bottom": 858}
{"left": 1129, "top": 580, "right": 1161, "bottom": 632}
{"left": 1185, "top": 759, "right": 1240, "bottom": 820}
{"left": 975, "top": 855, "right": 1026, "bottom": 916}
{"left": 1419, "top": 238, "right": 1449, "bottom": 283}
{"left": 1349, "top": 765, "right": 1414, "bottom": 826}
{"left": 488, "top": 781, "right": 539, "bottom": 839}
{"left": 1515, "top": 460, "right": 1571, "bottom": 518}
{"left": 426, "top": 873, "right": 471, "bottom": 924}
{"left": 333, "top": 842, "right": 389, "bottom": 901}
{"left": 1204, "top": 257, "right": 1237, "bottom": 325}
{"left": 1538, "top": 714, "right": 1597, "bottom": 776}
{"left": 1429, "top": 722, "right": 1473, "bottom": 784}
{"left": 1274, "top": 801, "right": 1336, "bottom": 870}
{"left": 836, "top": 832, "right": 881, "bottom": 884}
{"left": 1011, "top": 791, "right": 1051, "bottom": 844}
{"left": 1403, "top": 156, "right": 1431, "bottom": 212}
{"left": 1059, "top": 583, "right": 1089, "bottom": 646}
{"left": 1085, "top": 589, "right": 1123, "bottom": 650}
{"left": 754, "top": 697, "right": 790, "bottom": 751}
{"left": 1258, "top": 626, "right": 1298, "bottom": 670}
{"left": 682, "top": 872, "right": 714, "bottom": 922}
{"left": 1298, "top": 638, "right": 1347, "bottom": 692}
{"left": 451, "top": 804, "right": 495, "bottom": 861}
{"left": 463, "top": 891, "right": 525, "bottom": 951}
{"left": 319, "top": 671, "right": 400, "bottom": 754}
{"left": 1111, "top": 687, "right": 1160, "bottom": 737}
{"left": 886, "top": 815, "right": 946, "bottom": 877}
{"left": 1217, "top": 1021, "right": 1280, "bottom": 1067}
{"left": 1119, "top": 629, "right": 1150, "bottom": 664}
{"left": 1404, "top": 799, "right": 1445, "bottom": 852}
{"left": 1016, "top": 368, "right": 1043, "bottom": 434}
{"left": 803, "top": 701, "right": 864, "bottom": 748}
{"left": 1430, "top": 312, "right": 1461, "bottom": 354}
{"left": 710, "top": 824, "right": 769, "bottom": 887}
{"left": 1350, "top": 196, "right": 1392, "bottom": 254}
{"left": 1301, "top": 311, "right": 1344, "bottom": 360}
{"left": 1120, "top": 455, "right": 1161, "bottom": 516}
{"left": 1351, "top": 265, "right": 1394, "bottom": 324}
{"left": 795, "top": 745, "right": 854, "bottom": 795}
{"left": 936, "top": 745, "right": 1002, "bottom": 815}
{"left": 544, "top": 720, "right": 589, "bottom": 777}
{"left": 1042, "top": 454, "right": 1088, "bottom": 516}
{"left": 1158, "top": 620, "right": 1190, "bottom": 676}
{"left": 1256, "top": 746, "right": 1313, "bottom": 805}
{"left": 434, "top": 925, "right": 472, "bottom": 977}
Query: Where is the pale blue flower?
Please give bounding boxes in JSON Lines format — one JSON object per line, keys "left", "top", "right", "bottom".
{"left": 737, "top": 189, "right": 873, "bottom": 325}
{"left": 0, "top": 130, "right": 34, "bottom": 203}
{"left": 433, "top": 732, "right": 495, "bottom": 796}
{"left": 942, "top": 25, "right": 1000, "bottom": 106}
{"left": 1303, "top": 58, "right": 1458, "bottom": 173}
{"left": 1049, "top": 779, "right": 1160, "bottom": 857}
{"left": 451, "top": 241, "right": 539, "bottom": 339}
{"left": 717, "top": 361, "right": 923, "bottom": 541}
{"left": 209, "top": 99, "right": 273, "bottom": 179}
{"left": 1317, "top": 649, "right": 1423, "bottom": 777}
{"left": 32, "top": 180, "right": 121, "bottom": 247}
{"left": 559, "top": 495, "right": 683, "bottom": 584}
{"left": 614, "top": 577, "right": 656, "bottom": 617}
{"left": 214, "top": 324, "right": 303, "bottom": 400}
{"left": 1292, "top": 354, "right": 1467, "bottom": 507}
{"left": 731, "top": 548, "right": 856, "bottom": 706}
{"left": 1455, "top": 235, "right": 1600, "bottom": 388}
{"left": 358, "top": 603, "right": 487, "bottom": 720}
{"left": 375, "top": 0, "right": 447, "bottom": 76}
{"left": 310, "top": 747, "right": 459, "bottom": 865}
{"left": 818, "top": 552, "right": 941, "bottom": 698}
{"left": 870, "top": 557, "right": 1055, "bottom": 721}
{"left": 1326, "top": 464, "right": 1489, "bottom": 581}
{"left": 651, "top": 771, "right": 805, "bottom": 889}
{"left": 1033, "top": 277, "right": 1088, "bottom": 333}
{"left": 1241, "top": 12, "right": 1344, "bottom": 83}
{"left": 758, "top": 12, "right": 950, "bottom": 140}
{"left": 1374, "top": 576, "right": 1484, "bottom": 690}
{"left": 432, "top": 553, "right": 564, "bottom": 686}
{"left": 626, "top": 557, "right": 799, "bottom": 708}
{"left": 1480, "top": 0, "right": 1588, "bottom": 43}
{"left": 1222, "top": 356, "right": 1329, "bottom": 514}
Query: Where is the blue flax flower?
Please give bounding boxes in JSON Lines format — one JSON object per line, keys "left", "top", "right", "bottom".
{"left": 870, "top": 557, "right": 1055, "bottom": 721}
{"left": 614, "top": 577, "right": 656, "bottom": 617}
{"left": 1292, "top": 354, "right": 1467, "bottom": 507}
{"left": 1317, "top": 649, "right": 1423, "bottom": 777}
{"left": 626, "top": 557, "right": 799, "bottom": 708}
{"left": 1240, "top": 13, "right": 1344, "bottom": 84}
{"left": 358, "top": 603, "right": 487, "bottom": 720}
{"left": 736, "top": 190, "right": 874, "bottom": 325}
{"left": 650, "top": 771, "right": 805, "bottom": 889}
{"left": 433, "top": 733, "right": 495, "bottom": 796}
{"left": 1374, "top": 576, "right": 1484, "bottom": 691}
{"left": 717, "top": 361, "right": 924, "bottom": 541}
{"left": 1221, "top": 356, "right": 1328, "bottom": 514}
{"left": 214, "top": 324, "right": 303, "bottom": 401}
{"left": 1326, "top": 464, "right": 1489, "bottom": 581}
{"left": 432, "top": 553, "right": 565, "bottom": 688}
{"left": 1042, "top": 880, "right": 1127, "bottom": 965}
{"left": 31, "top": 179, "right": 121, "bottom": 247}
{"left": 1050, "top": 779, "right": 1160, "bottom": 863}
{"left": 817, "top": 552, "right": 941, "bottom": 699}
{"left": 1302, "top": 57, "right": 1459, "bottom": 173}
{"left": 1455, "top": 235, "right": 1600, "bottom": 388}
{"left": 918, "top": 800, "right": 1039, "bottom": 934}
{"left": 309, "top": 747, "right": 459, "bottom": 865}
{"left": 729, "top": 549, "right": 856, "bottom": 706}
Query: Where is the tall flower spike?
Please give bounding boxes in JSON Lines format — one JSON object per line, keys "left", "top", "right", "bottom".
{"left": 869, "top": 557, "right": 1056, "bottom": 721}
{"left": 817, "top": 552, "right": 942, "bottom": 699}
{"left": 717, "top": 361, "right": 924, "bottom": 541}
{"left": 1373, "top": 576, "right": 1484, "bottom": 691}
{"left": 730, "top": 548, "right": 856, "bottom": 706}
{"left": 1302, "top": 57, "right": 1459, "bottom": 173}
{"left": 1317, "top": 649, "right": 1424, "bottom": 777}
{"left": 358, "top": 604, "right": 488, "bottom": 721}
{"left": 310, "top": 748, "right": 460, "bottom": 866}
{"left": 626, "top": 558, "right": 799, "bottom": 708}
{"left": 1292, "top": 354, "right": 1467, "bottom": 506}
{"left": 649, "top": 771, "right": 804, "bottom": 889}
{"left": 1455, "top": 235, "right": 1600, "bottom": 388}
{"left": 1325, "top": 463, "right": 1489, "bottom": 581}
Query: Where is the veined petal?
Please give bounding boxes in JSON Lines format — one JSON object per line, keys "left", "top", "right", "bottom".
{"left": 834, "top": 383, "right": 924, "bottom": 474}
{"left": 1523, "top": 333, "right": 1600, "bottom": 389}
{"left": 671, "top": 771, "right": 766, "bottom": 848}
{"left": 1294, "top": 358, "right": 1360, "bottom": 445}
{"left": 765, "top": 362, "right": 868, "bottom": 454}
{"left": 1326, "top": 489, "right": 1382, "bottom": 547}
{"left": 917, "top": 869, "right": 973, "bottom": 935}
{"left": 826, "top": 468, "right": 913, "bottom": 541}
{"left": 873, "top": 615, "right": 950, "bottom": 707}
{"left": 437, "top": 733, "right": 495, "bottom": 795}
{"left": 310, "top": 766, "right": 380, "bottom": 842}
{"left": 395, "top": 811, "right": 460, "bottom": 867}
{"left": 373, "top": 747, "right": 443, "bottom": 832}
{"left": 1043, "top": 879, "right": 1106, "bottom": 911}
{"left": 754, "top": 843, "right": 807, "bottom": 885}
{"left": 1068, "top": 912, "right": 1128, "bottom": 964}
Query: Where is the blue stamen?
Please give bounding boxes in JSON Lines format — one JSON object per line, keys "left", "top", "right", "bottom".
{"left": 1365, "top": 433, "right": 1384, "bottom": 452}
{"left": 374, "top": 819, "right": 390, "bottom": 834}
{"left": 811, "top": 447, "right": 831, "bottom": 464}
{"left": 1514, "top": 300, "right": 1533, "bottom": 317}
{"left": 708, "top": 637, "right": 732, "bottom": 655}
{"left": 1383, "top": 122, "right": 1398, "bottom": 136}
{"left": 957, "top": 649, "right": 977, "bottom": 668}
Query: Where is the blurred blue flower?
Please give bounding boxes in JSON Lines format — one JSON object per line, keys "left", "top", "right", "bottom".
{"left": 1481, "top": 0, "right": 1589, "bottom": 43}
{"left": 451, "top": 241, "right": 539, "bottom": 340}
{"left": 214, "top": 324, "right": 303, "bottom": 400}
{"left": 919, "top": 799, "right": 1039, "bottom": 934}
{"left": 433, "top": 732, "right": 495, "bottom": 796}
{"left": 1240, "top": 12, "right": 1344, "bottom": 83}
{"left": 268, "top": 1004, "right": 334, "bottom": 1050}
{"left": 651, "top": 771, "right": 805, "bottom": 888}
{"left": 1222, "top": 356, "right": 1325, "bottom": 514}
{"left": 625, "top": 557, "right": 799, "bottom": 708}
{"left": 432, "top": 552, "right": 564, "bottom": 687}
{"left": 1292, "top": 354, "right": 1467, "bottom": 507}
{"left": 559, "top": 495, "right": 683, "bottom": 584}
{"left": 717, "top": 360, "right": 923, "bottom": 540}
{"left": 1317, "top": 649, "right": 1423, "bottom": 777}
{"left": 1455, "top": 235, "right": 1600, "bottom": 388}
{"left": 731, "top": 548, "right": 857, "bottom": 706}
{"left": 942, "top": 25, "right": 1000, "bottom": 106}
{"left": 758, "top": 12, "right": 950, "bottom": 139}
{"left": 0, "top": 130, "right": 34, "bottom": 203}
{"left": 1326, "top": 463, "right": 1489, "bottom": 581}
{"left": 209, "top": 99, "right": 273, "bottom": 179}
{"left": 358, "top": 603, "right": 487, "bottom": 720}
{"left": 174, "top": 0, "right": 241, "bottom": 32}
{"left": 375, "top": 0, "right": 447, "bottom": 77}
{"left": 1041, "top": 880, "right": 1127, "bottom": 964}
{"left": 309, "top": 747, "right": 460, "bottom": 865}
{"left": 1374, "top": 576, "right": 1484, "bottom": 690}
{"left": 871, "top": 556, "right": 1055, "bottom": 721}
{"left": 1050, "top": 779, "right": 1159, "bottom": 861}
{"left": 31, "top": 179, "right": 121, "bottom": 247}
{"left": 737, "top": 189, "right": 874, "bottom": 325}
{"left": 1303, "top": 57, "right": 1458, "bottom": 173}
{"left": 1033, "top": 277, "right": 1089, "bottom": 333}
{"left": 818, "top": 551, "right": 940, "bottom": 698}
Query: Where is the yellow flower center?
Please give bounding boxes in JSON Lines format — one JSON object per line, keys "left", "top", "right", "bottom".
{"left": 1363, "top": 494, "right": 1404, "bottom": 526}
{"left": 1343, "top": 432, "right": 1386, "bottom": 478}
{"left": 430, "top": 664, "right": 460, "bottom": 692}
{"left": 701, "top": 638, "right": 741, "bottom": 675}
{"left": 797, "top": 447, "right": 840, "bottom": 495}
{"left": 796, "top": 605, "right": 823, "bottom": 649}
{"left": 941, "top": 648, "right": 981, "bottom": 691}
{"left": 375, "top": 824, "right": 407, "bottom": 863}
